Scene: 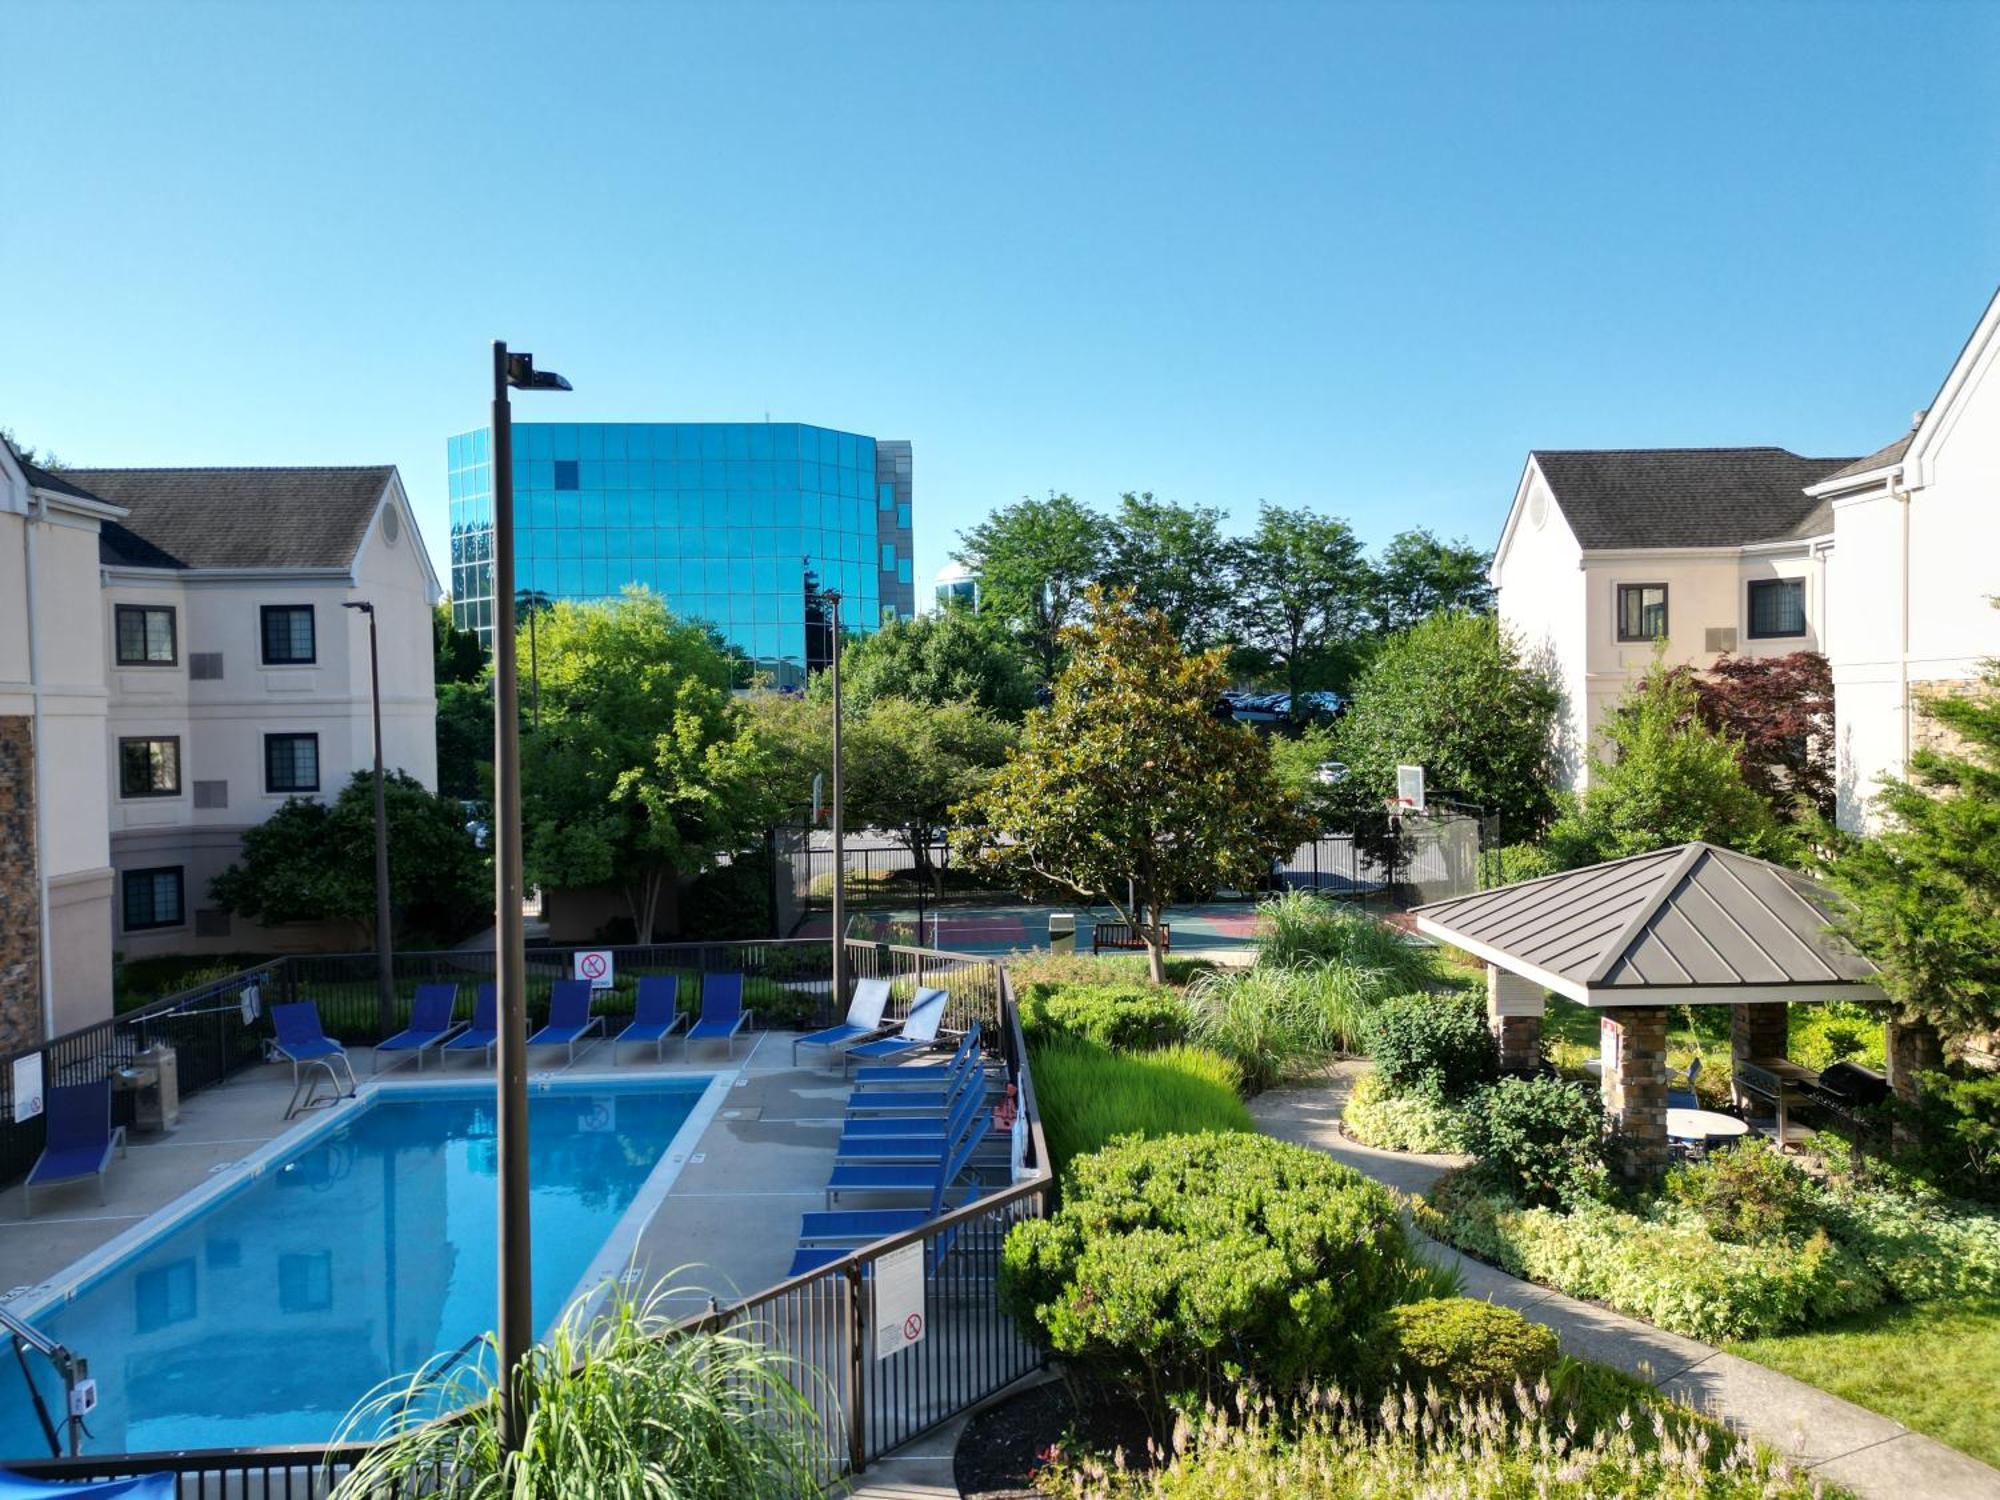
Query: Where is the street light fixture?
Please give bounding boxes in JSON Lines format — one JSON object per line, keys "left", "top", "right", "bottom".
{"left": 341, "top": 600, "right": 393, "bottom": 1036}
{"left": 490, "top": 342, "right": 569, "bottom": 1455}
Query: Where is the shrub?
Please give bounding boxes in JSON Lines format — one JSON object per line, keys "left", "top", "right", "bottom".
{"left": 1359, "top": 992, "right": 1498, "bottom": 1103}
{"left": 332, "top": 1282, "right": 819, "bottom": 1497}
{"left": 1041, "top": 1383, "right": 1826, "bottom": 1498}
{"left": 1186, "top": 960, "right": 1413, "bottom": 1089}
{"left": 1789, "top": 1001, "right": 1886, "bottom": 1071}
{"left": 1019, "top": 982, "right": 1192, "bottom": 1050}
{"left": 1029, "top": 1040, "right": 1251, "bottom": 1181}
{"left": 1254, "top": 891, "right": 1441, "bottom": 990}
{"left": 1460, "top": 1075, "right": 1608, "bottom": 1208}
{"left": 1898, "top": 1070, "right": 2000, "bottom": 1200}
{"left": 1376, "top": 1297, "right": 1558, "bottom": 1397}
{"left": 1665, "top": 1138, "right": 1826, "bottom": 1244}
{"left": 1007, "top": 949, "right": 1216, "bottom": 990}
{"left": 1341, "top": 1071, "right": 1472, "bottom": 1153}
{"left": 677, "top": 851, "right": 773, "bottom": 940}
{"left": 1489, "top": 842, "right": 1561, "bottom": 886}
{"left": 1000, "top": 1132, "right": 1414, "bottom": 1414}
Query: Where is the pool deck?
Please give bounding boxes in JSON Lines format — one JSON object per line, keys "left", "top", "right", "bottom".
{"left": 0, "top": 1030, "right": 856, "bottom": 1324}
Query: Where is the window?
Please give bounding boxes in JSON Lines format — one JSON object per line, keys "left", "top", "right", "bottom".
{"left": 553, "top": 459, "right": 580, "bottom": 490}
{"left": 265, "top": 733, "right": 320, "bottom": 792}
{"left": 1616, "top": 584, "right": 1668, "bottom": 642}
{"left": 260, "top": 605, "right": 316, "bottom": 664}
{"left": 277, "top": 1251, "right": 334, "bottom": 1313}
{"left": 119, "top": 737, "right": 181, "bottom": 798}
{"left": 1748, "top": 578, "right": 1807, "bottom": 639}
{"left": 115, "top": 604, "right": 177, "bottom": 665}
{"left": 123, "top": 867, "right": 185, "bottom": 931}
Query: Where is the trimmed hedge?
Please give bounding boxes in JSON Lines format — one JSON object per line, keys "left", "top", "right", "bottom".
{"left": 1019, "top": 982, "right": 1192, "bottom": 1051}
{"left": 1001, "top": 1132, "right": 1414, "bottom": 1412}
{"left": 1359, "top": 992, "right": 1498, "bottom": 1103}
{"left": 1377, "top": 1297, "right": 1558, "bottom": 1396}
{"left": 1460, "top": 1074, "right": 1608, "bottom": 1208}
{"left": 1341, "top": 1072, "right": 1472, "bottom": 1154}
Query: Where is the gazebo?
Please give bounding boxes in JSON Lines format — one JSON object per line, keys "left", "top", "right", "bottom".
{"left": 1411, "top": 841, "right": 1886, "bottom": 1175}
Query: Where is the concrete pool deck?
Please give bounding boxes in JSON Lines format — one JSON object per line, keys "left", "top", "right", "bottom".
{"left": 0, "top": 1029, "right": 856, "bottom": 1323}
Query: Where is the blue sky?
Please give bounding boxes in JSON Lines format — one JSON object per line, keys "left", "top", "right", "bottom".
{"left": 4, "top": 1, "right": 1995, "bottom": 595}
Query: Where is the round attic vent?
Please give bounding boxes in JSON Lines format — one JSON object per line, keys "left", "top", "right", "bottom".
{"left": 382, "top": 505, "right": 401, "bottom": 545}
{"left": 1528, "top": 489, "right": 1548, "bottom": 529}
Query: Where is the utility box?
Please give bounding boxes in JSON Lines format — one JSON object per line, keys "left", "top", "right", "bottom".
{"left": 1048, "top": 913, "right": 1076, "bottom": 955}
{"left": 130, "top": 1044, "right": 181, "bottom": 1132}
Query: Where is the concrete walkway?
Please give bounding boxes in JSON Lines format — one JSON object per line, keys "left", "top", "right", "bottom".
{"left": 1253, "top": 1065, "right": 2000, "bottom": 1500}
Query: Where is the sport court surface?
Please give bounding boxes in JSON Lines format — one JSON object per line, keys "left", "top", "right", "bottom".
{"left": 799, "top": 900, "right": 1271, "bottom": 955}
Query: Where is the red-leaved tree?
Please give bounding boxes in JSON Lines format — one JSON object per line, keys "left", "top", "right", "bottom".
{"left": 1688, "top": 652, "right": 1835, "bottom": 822}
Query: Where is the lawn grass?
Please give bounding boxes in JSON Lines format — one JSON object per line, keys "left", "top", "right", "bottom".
{"left": 1730, "top": 1299, "right": 2000, "bottom": 1469}
{"left": 1029, "top": 1037, "right": 1252, "bottom": 1182}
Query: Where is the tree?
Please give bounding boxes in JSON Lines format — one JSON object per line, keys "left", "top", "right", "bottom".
{"left": 1368, "top": 529, "right": 1495, "bottom": 633}
{"left": 1102, "top": 491, "right": 1235, "bottom": 650}
{"left": 953, "top": 493, "right": 1107, "bottom": 680}
{"left": 1818, "top": 650, "right": 2000, "bottom": 1037}
{"left": 1329, "top": 612, "right": 1560, "bottom": 838}
{"left": 954, "top": 589, "right": 1315, "bottom": 982}
{"left": 809, "top": 610, "right": 1037, "bottom": 720}
{"left": 210, "top": 771, "right": 487, "bottom": 945}
{"left": 844, "top": 697, "right": 1017, "bottom": 891}
{"left": 1545, "top": 659, "right": 1796, "bottom": 869}
{"left": 434, "top": 602, "right": 486, "bottom": 686}
{"left": 518, "top": 592, "right": 775, "bottom": 942}
{"left": 1687, "top": 652, "right": 1834, "bottom": 823}
{"left": 1230, "top": 503, "right": 1373, "bottom": 705}
{"left": 435, "top": 680, "right": 492, "bottom": 803}
{"left": 1268, "top": 722, "right": 1348, "bottom": 828}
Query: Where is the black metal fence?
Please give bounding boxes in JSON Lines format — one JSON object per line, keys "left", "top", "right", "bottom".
{"left": 1274, "top": 805, "right": 1500, "bottom": 907}
{"left": 3, "top": 944, "right": 1048, "bottom": 1493}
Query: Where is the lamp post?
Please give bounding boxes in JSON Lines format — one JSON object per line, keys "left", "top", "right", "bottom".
{"left": 341, "top": 600, "right": 393, "bottom": 1036}
{"left": 819, "top": 588, "right": 847, "bottom": 1012}
{"left": 490, "top": 341, "right": 570, "bottom": 1455}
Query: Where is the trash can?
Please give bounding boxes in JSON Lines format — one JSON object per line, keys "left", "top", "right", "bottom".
{"left": 1048, "top": 912, "right": 1076, "bottom": 955}
{"left": 134, "top": 1043, "right": 180, "bottom": 1132}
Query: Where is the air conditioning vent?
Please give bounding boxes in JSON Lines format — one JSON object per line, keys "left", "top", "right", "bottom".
{"left": 190, "top": 652, "right": 224, "bottom": 680}
{"left": 193, "top": 780, "right": 229, "bottom": 809}
{"left": 1705, "top": 627, "right": 1738, "bottom": 654}
{"left": 194, "top": 908, "right": 232, "bottom": 938}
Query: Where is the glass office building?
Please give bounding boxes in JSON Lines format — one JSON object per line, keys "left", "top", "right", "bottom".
{"left": 447, "top": 422, "right": 915, "bottom": 686}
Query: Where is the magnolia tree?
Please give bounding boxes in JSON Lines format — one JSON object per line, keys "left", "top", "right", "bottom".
{"left": 954, "top": 590, "right": 1315, "bottom": 982}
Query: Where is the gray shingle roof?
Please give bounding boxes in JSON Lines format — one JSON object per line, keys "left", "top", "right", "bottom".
{"left": 1412, "top": 842, "right": 1881, "bottom": 1002}
{"left": 1815, "top": 433, "right": 1914, "bottom": 487}
{"left": 20, "top": 458, "right": 116, "bottom": 507}
{"left": 67, "top": 466, "right": 394, "bottom": 571}
{"left": 1531, "top": 448, "right": 1855, "bottom": 550}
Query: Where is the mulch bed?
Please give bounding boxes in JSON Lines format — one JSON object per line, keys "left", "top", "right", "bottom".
{"left": 954, "top": 1377, "right": 1160, "bottom": 1499}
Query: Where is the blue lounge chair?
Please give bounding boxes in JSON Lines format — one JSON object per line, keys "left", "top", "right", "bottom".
{"left": 1668, "top": 1056, "right": 1703, "bottom": 1110}
{"left": 823, "top": 1075, "right": 995, "bottom": 1210}
{"left": 846, "top": 1027, "right": 987, "bottom": 1116}
{"left": 684, "top": 973, "right": 752, "bottom": 1059}
{"left": 23, "top": 1078, "right": 126, "bottom": 1217}
{"left": 374, "top": 984, "right": 463, "bottom": 1073}
{"left": 792, "top": 977, "right": 893, "bottom": 1066}
{"left": 849, "top": 1023, "right": 984, "bottom": 1088}
{"left": 528, "top": 980, "right": 606, "bottom": 1065}
{"left": 271, "top": 1002, "right": 357, "bottom": 1097}
{"left": 613, "top": 976, "right": 687, "bottom": 1062}
{"left": 842, "top": 988, "right": 949, "bottom": 1073}
{"left": 443, "top": 983, "right": 499, "bottom": 1065}
{"left": 836, "top": 1077, "right": 991, "bottom": 1163}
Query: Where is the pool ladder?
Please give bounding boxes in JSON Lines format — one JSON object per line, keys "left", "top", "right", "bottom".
{"left": 2, "top": 1301, "right": 90, "bottom": 1458}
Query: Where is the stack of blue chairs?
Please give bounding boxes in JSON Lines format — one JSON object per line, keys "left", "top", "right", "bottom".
{"left": 785, "top": 1021, "right": 1006, "bottom": 1277}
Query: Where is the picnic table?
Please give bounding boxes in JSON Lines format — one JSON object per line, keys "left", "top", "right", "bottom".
{"left": 1667, "top": 1107, "right": 1749, "bottom": 1144}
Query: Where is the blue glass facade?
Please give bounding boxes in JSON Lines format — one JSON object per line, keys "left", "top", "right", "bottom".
{"left": 447, "top": 422, "right": 915, "bottom": 686}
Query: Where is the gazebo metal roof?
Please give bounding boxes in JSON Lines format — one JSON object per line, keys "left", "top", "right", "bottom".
{"left": 1411, "top": 842, "right": 1883, "bottom": 1007}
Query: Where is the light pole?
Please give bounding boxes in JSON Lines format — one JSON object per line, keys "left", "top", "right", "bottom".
{"left": 342, "top": 600, "right": 393, "bottom": 1036}
{"left": 820, "top": 588, "right": 847, "bottom": 1012}
{"left": 490, "top": 341, "right": 570, "bottom": 1455}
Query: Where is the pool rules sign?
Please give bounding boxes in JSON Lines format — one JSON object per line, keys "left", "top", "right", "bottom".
{"left": 874, "top": 1241, "right": 926, "bottom": 1359}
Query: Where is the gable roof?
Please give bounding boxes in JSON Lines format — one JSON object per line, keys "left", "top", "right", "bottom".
{"left": 1411, "top": 842, "right": 1882, "bottom": 1005}
{"left": 1530, "top": 448, "right": 1854, "bottom": 550}
{"left": 65, "top": 466, "right": 395, "bottom": 571}
{"left": 1815, "top": 432, "right": 1913, "bottom": 488}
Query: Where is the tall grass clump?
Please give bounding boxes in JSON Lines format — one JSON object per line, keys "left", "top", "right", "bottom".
{"left": 1254, "top": 890, "right": 1440, "bottom": 991}
{"left": 330, "top": 1281, "right": 820, "bottom": 1499}
{"left": 1030, "top": 1039, "right": 1252, "bottom": 1180}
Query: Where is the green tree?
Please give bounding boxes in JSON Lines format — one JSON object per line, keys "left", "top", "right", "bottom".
{"left": 844, "top": 697, "right": 1017, "bottom": 891}
{"left": 210, "top": 771, "right": 487, "bottom": 945}
{"left": 435, "top": 680, "right": 492, "bottom": 803}
{"left": 1329, "top": 612, "right": 1560, "bottom": 837}
{"left": 1268, "top": 722, "right": 1347, "bottom": 827}
{"left": 953, "top": 492, "right": 1107, "bottom": 679}
{"left": 434, "top": 601, "right": 486, "bottom": 685}
{"left": 955, "top": 590, "right": 1315, "bottom": 982}
{"left": 1546, "top": 658, "right": 1795, "bottom": 868}
{"left": 1818, "top": 651, "right": 2000, "bottom": 1036}
{"left": 1102, "top": 491, "right": 1235, "bottom": 650}
{"left": 519, "top": 592, "right": 775, "bottom": 941}
{"left": 1230, "top": 503, "right": 1373, "bottom": 705}
{"left": 1368, "top": 529, "right": 1495, "bottom": 633}
{"left": 808, "top": 610, "right": 1037, "bottom": 719}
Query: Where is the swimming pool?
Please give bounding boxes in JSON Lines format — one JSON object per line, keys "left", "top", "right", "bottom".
{"left": 0, "top": 1075, "right": 721, "bottom": 1458}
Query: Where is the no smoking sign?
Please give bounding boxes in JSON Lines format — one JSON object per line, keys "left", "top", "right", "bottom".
{"left": 875, "top": 1242, "right": 926, "bottom": 1359}
{"left": 574, "top": 950, "right": 615, "bottom": 989}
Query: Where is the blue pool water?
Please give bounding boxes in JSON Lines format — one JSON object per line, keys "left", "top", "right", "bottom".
{"left": 1, "top": 1078, "right": 710, "bottom": 1458}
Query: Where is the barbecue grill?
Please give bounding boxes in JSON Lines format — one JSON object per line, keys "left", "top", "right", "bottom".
{"left": 1806, "top": 1060, "right": 1889, "bottom": 1116}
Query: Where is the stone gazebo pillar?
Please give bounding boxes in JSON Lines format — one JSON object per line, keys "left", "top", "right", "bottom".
{"left": 1730, "top": 1002, "right": 1787, "bottom": 1074}
{"left": 1601, "top": 1007, "right": 1669, "bottom": 1180}
{"left": 1485, "top": 965, "right": 1545, "bottom": 1073}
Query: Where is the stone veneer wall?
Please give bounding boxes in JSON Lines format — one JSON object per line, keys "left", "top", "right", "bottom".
{"left": 0, "top": 716, "right": 41, "bottom": 1053}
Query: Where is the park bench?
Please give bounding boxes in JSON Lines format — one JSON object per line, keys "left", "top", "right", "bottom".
{"left": 1091, "top": 922, "right": 1170, "bottom": 956}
